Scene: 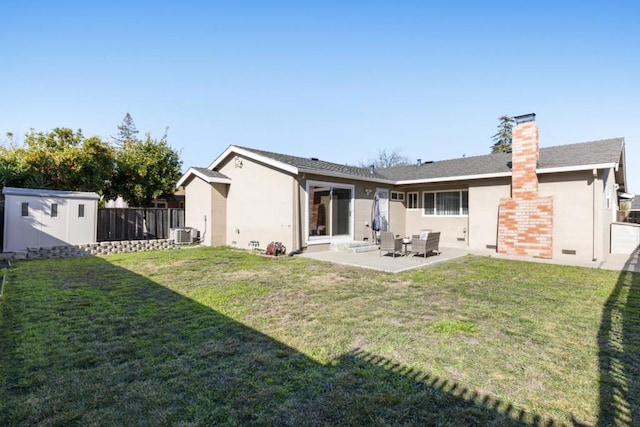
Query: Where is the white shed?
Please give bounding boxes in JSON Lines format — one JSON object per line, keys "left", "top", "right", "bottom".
{"left": 3, "top": 187, "right": 100, "bottom": 253}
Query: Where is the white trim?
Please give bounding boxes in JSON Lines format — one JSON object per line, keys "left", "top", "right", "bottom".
{"left": 396, "top": 172, "right": 511, "bottom": 185}
{"left": 422, "top": 189, "right": 469, "bottom": 217}
{"left": 376, "top": 187, "right": 390, "bottom": 232}
{"left": 208, "top": 145, "right": 299, "bottom": 175}
{"left": 390, "top": 191, "right": 404, "bottom": 201}
{"left": 3, "top": 186, "right": 99, "bottom": 200}
{"left": 305, "top": 180, "right": 355, "bottom": 244}
{"left": 298, "top": 167, "right": 395, "bottom": 184}
{"left": 536, "top": 163, "right": 618, "bottom": 175}
{"left": 395, "top": 163, "right": 619, "bottom": 185}
{"left": 406, "top": 192, "right": 419, "bottom": 210}
{"left": 176, "top": 167, "right": 232, "bottom": 188}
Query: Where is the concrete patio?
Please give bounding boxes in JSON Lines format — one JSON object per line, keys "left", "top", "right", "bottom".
{"left": 300, "top": 246, "right": 493, "bottom": 273}
{"left": 299, "top": 244, "right": 640, "bottom": 274}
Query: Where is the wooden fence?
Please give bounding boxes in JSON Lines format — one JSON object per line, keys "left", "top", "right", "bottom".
{"left": 97, "top": 208, "right": 185, "bottom": 241}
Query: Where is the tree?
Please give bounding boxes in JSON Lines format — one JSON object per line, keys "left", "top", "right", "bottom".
{"left": 362, "top": 148, "right": 410, "bottom": 168}
{"left": 0, "top": 128, "right": 114, "bottom": 192}
{"left": 112, "top": 112, "right": 139, "bottom": 146}
{"left": 112, "top": 128, "right": 182, "bottom": 207}
{"left": 490, "top": 115, "right": 515, "bottom": 154}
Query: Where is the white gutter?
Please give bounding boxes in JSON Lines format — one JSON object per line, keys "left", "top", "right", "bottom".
{"left": 537, "top": 162, "right": 618, "bottom": 174}
{"left": 394, "top": 163, "right": 619, "bottom": 186}
{"left": 396, "top": 172, "right": 511, "bottom": 185}
{"left": 298, "top": 168, "right": 395, "bottom": 185}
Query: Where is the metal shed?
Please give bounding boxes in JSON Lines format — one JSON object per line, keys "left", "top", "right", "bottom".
{"left": 3, "top": 187, "right": 99, "bottom": 253}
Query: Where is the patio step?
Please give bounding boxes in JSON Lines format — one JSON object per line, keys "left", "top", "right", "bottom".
{"left": 330, "top": 241, "right": 379, "bottom": 253}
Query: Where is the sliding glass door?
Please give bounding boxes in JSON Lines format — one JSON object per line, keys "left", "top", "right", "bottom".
{"left": 307, "top": 181, "right": 353, "bottom": 241}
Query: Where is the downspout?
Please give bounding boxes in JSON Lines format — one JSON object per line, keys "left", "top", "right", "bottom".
{"left": 295, "top": 176, "right": 303, "bottom": 251}
{"left": 592, "top": 168, "right": 597, "bottom": 261}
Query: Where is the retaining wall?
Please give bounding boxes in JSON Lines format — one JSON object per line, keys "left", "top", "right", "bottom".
{"left": 22, "top": 239, "right": 177, "bottom": 260}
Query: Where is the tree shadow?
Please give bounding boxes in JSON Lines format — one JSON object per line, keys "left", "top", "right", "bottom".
{"left": 1, "top": 256, "right": 565, "bottom": 426}
{"left": 597, "top": 254, "right": 640, "bottom": 426}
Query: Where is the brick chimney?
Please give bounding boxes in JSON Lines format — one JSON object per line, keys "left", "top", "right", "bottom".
{"left": 511, "top": 113, "right": 539, "bottom": 200}
{"left": 497, "top": 113, "right": 554, "bottom": 258}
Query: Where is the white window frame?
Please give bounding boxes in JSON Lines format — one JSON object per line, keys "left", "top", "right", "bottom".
{"left": 407, "top": 192, "right": 419, "bottom": 210}
{"left": 422, "top": 190, "right": 469, "bottom": 217}
{"left": 305, "top": 180, "right": 355, "bottom": 244}
{"left": 390, "top": 191, "right": 404, "bottom": 201}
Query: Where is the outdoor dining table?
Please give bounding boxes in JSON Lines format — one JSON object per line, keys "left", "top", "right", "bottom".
{"left": 402, "top": 238, "right": 411, "bottom": 256}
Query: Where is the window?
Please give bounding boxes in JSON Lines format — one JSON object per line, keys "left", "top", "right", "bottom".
{"left": 154, "top": 202, "right": 167, "bottom": 208}
{"left": 407, "top": 192, "right": 419, "bottom": 209}
{"left": 51, "top": 203, "right": 58, "bottom": 218}
{"left": 423, "top": 190, "right": 469, "bottom": 216}
{"left": 78, "top": 204, "right": 85, "bottom": 218}
{"left": 390, "top": 191, "right": 404, "bottom": 201}
{"left": 21, "top": 202, "right": 29, "bottom": 217}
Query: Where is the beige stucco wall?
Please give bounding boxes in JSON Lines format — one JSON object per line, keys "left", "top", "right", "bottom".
{"left": 219, "top": 155, "right": 296, "bottom": 251}
{"left": 209, "top": 183, "right": 228, "bottom": 246}
{"left": 184, "top": 176, "right": 215, "bottom": 245}
{"left": 400, "top": 183, "right": 470, "bottom": 247}
{"left": 389, "top": 197, "right": 406, "bottom": 238}
{"left": 539, "top": 170, "right": 604, "bottom": 261}
{"left": 468, "top": 178, "right": 511, "bottom": 251}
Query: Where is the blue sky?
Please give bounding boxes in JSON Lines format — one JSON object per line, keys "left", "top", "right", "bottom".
{"left": 2, "top": 1, "right": 639, "bottom": 190}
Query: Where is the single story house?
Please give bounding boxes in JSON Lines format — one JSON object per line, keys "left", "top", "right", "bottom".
{"left": 3, "top": 187, "right": 99, "bottom": 252}
{"left": 177, "top": 114, "right": 627, "bottom": 262}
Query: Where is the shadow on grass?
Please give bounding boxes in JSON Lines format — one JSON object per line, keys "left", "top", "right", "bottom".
{"left": 1, "top": 255, "right": 562, "bottom": 426}
{"left": 598, "top": 254, "right": 640, "bottom": 426}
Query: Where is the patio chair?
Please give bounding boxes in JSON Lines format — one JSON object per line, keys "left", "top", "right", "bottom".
{"left": 379, "top": 231, "right": 403, "bottom": 257}
{"left": 411, "top": 231, "right": 441, "bottom": 258}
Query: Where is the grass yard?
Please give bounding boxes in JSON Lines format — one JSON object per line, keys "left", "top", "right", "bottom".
{"left": 0, "top": 247, "right": 638, "bottom": 426}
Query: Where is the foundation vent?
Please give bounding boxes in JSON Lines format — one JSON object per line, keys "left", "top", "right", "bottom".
{"left": 561, "top": 249, "right": 577, "bottom": 255}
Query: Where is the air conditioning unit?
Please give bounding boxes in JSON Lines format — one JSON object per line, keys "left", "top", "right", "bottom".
{"left": 170, "top": 227, "right": 196, "bottom": 244}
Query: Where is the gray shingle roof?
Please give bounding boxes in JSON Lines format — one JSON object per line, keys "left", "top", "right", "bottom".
{"left": 192, "top": 167, "right": 230, "bottom": 180}
{"left": 236, "top": 146, "right": 391, "bottom": 180}
{"left": 235, "top": 138, "right": 623, "bottom": 183}
{"left": 373, "top": 138, "right": 625, "bottom": 182}
{"left": 191, "top": 138, "right": 623, "bottom": 184}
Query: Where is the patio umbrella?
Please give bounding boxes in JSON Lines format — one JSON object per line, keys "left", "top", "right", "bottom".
{"left": 371, "top": 192, "right": 381, "bottom": 242}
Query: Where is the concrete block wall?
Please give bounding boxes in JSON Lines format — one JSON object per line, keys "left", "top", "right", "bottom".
{"left": 25, "top": 239, "right": 177, "bottom": 260}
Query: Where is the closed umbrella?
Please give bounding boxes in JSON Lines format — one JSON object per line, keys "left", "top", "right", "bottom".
{"left": 371, "top": 192, "right": 381, "bottom": 242}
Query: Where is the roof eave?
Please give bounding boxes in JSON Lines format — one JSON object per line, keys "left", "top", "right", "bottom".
{"left": 176, "top": 167, "right": 232, "bottom": 188}
{"left": 298, "top": 167, "right": 395, "bottom": 184}
{"left": 395, "top": 172, "right": 511, "bottom": 185}
{"left": 536, "top": 163, "right": 619, "bottom": 175}
{"left": 208, "top": 145, "right": 299, "bottom": 175}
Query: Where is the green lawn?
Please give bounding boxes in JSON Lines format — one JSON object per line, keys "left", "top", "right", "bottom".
{"left": 0, "top": 247, "right": 638, "bottom": 426}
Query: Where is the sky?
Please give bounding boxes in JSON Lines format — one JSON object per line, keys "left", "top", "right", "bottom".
{"left": 2, "top": 1, "right": 639, "bottom": 191}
